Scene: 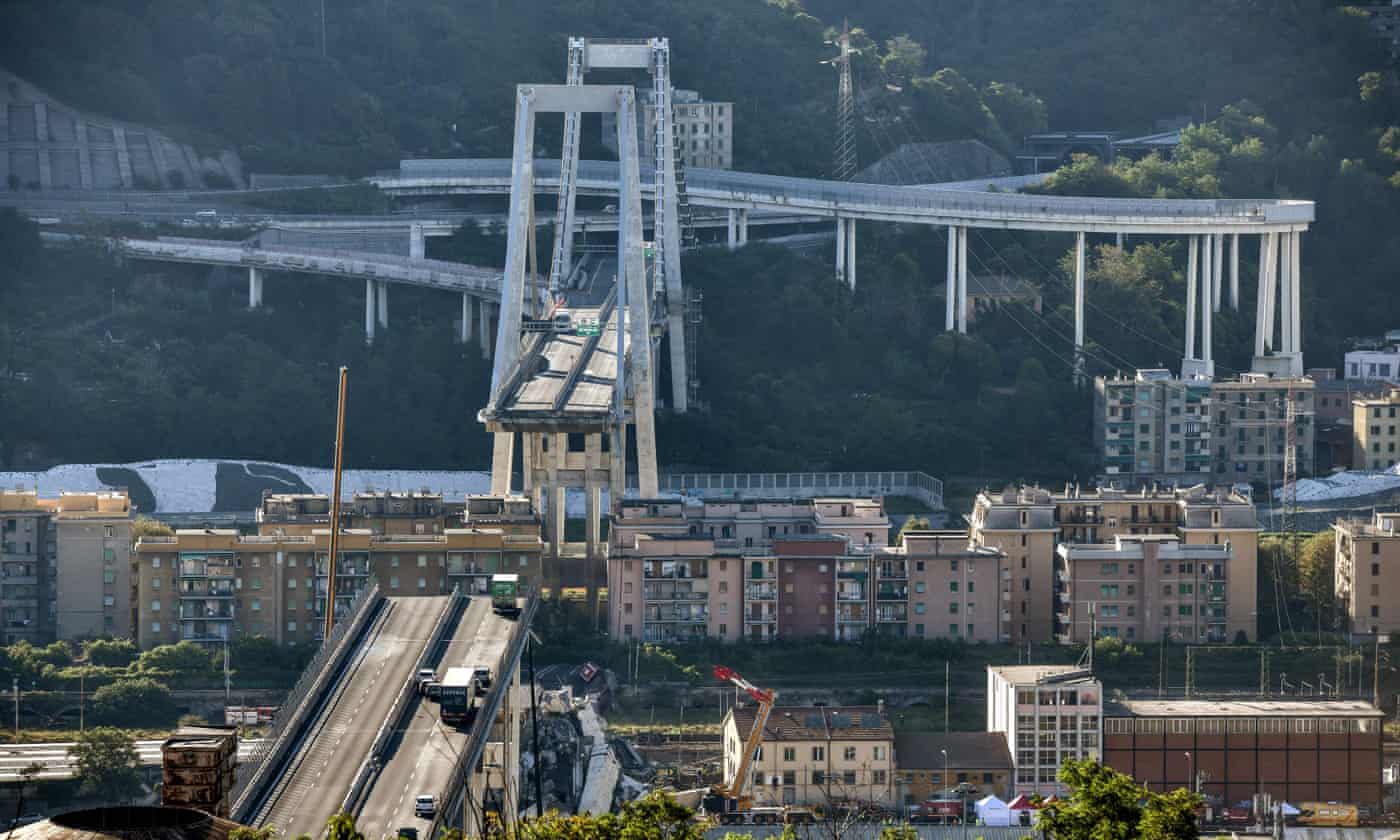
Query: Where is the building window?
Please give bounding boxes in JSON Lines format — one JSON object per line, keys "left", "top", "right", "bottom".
{"left": 102, "top": 595, "right": 114, "bottom": 607}
{"left": 151, "top": 600, "right": 160, "bottom": 612}
{"left": 288, "top": 578, "right": 297, "bottom": 589}
{"left": 288, "top": 621, "right": 297, "bottom": 632}
{"left": 418, "top": 578, "right": 427, "bottom": 590}
{"left": 151, "top": 621, "right": 160, "bottom": 633}
{"left": 252, "top": 599, "right": 262, "bottom": 612}
{"left": 843, "top": 746, "right": 856, "bottom": 761}
{"left": 389, "top": 576, "right": 399, "bottom": 589}
{"left": 783, "top": 747, "right": 795, "bottom": 762}
{"left": 873, "top": 746, "right": 885, "bottom": 760}
{"left": 812, "top": 746, "right": 825, "bottom": 761}
{"left": 152, "top": 557, "right": 161, "bottom": 569}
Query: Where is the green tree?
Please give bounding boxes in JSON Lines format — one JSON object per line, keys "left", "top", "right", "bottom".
{"left": 325, "top": 814, "right": 365, "bottom": 840}
{"left": 85, "top": 638, "right": 139, "bottom": 668}
{"left": 137, "top": 641, "right": 218, "bottom": 678}
{"left": 880, "top": 35, "right": 927, "bottom": 86}
{"left": 1295, "top": 531, "right": 1336, "bottom": 642}
{"left": 90, "top": 677, "right": 176, "bottom": 728}
{"left": 69, "top": 727, "right": 142, "bottom": 803}
{"left": 131, "top": 517, "right": 174, "bottom": 541}
{"left": 1039, "top": 758, "right": 1201, "bottom": 840}
{"left": 229, "top": 828, "right": 279, "bottom": 840}
{"left": 515, "top": 792, "right": 703, "bottom": 840}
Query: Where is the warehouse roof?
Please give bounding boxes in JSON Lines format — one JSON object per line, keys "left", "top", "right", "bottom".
{"left": 894, "top": 732, "right": 1013, "bottom": 771}
{"left": 1104, "top": 698, "right": 1383, "bottom": 718}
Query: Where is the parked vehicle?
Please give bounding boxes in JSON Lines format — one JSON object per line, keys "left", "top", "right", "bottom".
{"left": 1296, "top": 802, "right": 1358, "bottom": 827}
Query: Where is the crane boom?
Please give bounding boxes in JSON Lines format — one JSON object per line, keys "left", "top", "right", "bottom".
{"left": 714, "top": 665, "right": 776, "bottom": 800}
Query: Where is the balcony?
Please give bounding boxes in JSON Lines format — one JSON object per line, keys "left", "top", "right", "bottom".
{"left": 746, "top": 606, "right": 777, "bottom": 622}
{"left": 878, "top": 562, "right": 908, "bottom": 580}
{"left": 645, "top": 608, "right": 708, "bottom": 623}
{"left": 745, "top": 583, "right": 777, "bottom": 601}
{"left": 836, "top": 589, "right": 866, "bottom": 602}
{"left": 876, "top": 605, "right": 907, "bottom": 622}
{"left": 876, "top": 584, "right": 908, "bottom": 601}
{"left": 643, "top": 587, "right": 707, "bottom": 602}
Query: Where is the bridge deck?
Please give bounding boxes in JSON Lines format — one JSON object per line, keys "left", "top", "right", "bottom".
{"left": 373, "top": 158, "right": 1315, "bottom": 234}
{"left": 356, "top": 596, "right": 517, "bottom": 840}
{"left": 257, "top": 596, "right": 451, "bottom": 838}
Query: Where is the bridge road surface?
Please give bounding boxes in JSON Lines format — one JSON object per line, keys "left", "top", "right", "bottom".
{"left": 259, "top": 596, "right": 452, "bottom": 838}
{"left": 357, "top": 597, "right": 518, "bottom": 840}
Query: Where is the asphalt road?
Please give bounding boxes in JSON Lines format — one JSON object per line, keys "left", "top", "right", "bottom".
{"left": 260, "top": 596, "right": 450, "bottom": 838}
{"left": 356, "top": 597, "right": 518, "bottom": 840}
{"left": 0, "top": 738, "right": 262, "bottom": 781}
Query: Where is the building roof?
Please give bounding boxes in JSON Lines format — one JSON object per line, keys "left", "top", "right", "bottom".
{"left": 732, "top": 705, "right": 892, "bottom": 742}
{"left": 1104, "top": 698, "right": 1384, "bottom": 719}
{"left": 989, "top": 665, "right": 1097, "bottom": 686}
{"left": 13, "top": 808, "right": 240, "bottom": 840}
{"left": 894, "top": 732, "right": 1013, "bottom": 771}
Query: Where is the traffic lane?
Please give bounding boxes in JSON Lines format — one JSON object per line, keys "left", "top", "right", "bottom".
{"left": 357, "top": 603, "right": 518, "bottom": 839}
{"left": 269, "top": 596, "right": 450, "bottom": 839}
{"left": 357, "top": 598, "right": 491, "bottom": 839}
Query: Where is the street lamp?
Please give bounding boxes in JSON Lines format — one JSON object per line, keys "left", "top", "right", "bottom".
{"left": 1184, "top": 751, "right": 1194, "bottom": 793}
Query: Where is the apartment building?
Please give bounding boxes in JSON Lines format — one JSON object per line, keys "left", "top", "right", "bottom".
{"left": 1094, "top": 369, "right": 1214, "bottom": 484}
{"left": 603, "top": 88, "right": 734, "bottom": 170}
{"left": 1210, "top": 373, "right": 1314, "bottom": 480}
{"left": 257, "top": 490, "right": 461, "bottom": 537}
{"left": 970, "top": 484, "right": 1260, "bottom": 643}
{"left": 1333, "top": 511, "right": 1400, "bottom": 638}
{"left": 606, "top": 496, "right": 1011, "bottom": 643}
{"left": 0, "top": 490, "right": 134, "bottom": 643}
{"left": 1345, "top": 341, "right": 1400, "bottom": 384}
{"left": 986, "top": 666, "right": 1102, "bottom": 797}
{"left": 1352, "top": 388, "right": 1400, "bottom": 471}
{"left": 1056, "top": 536, "right": 1249, "bottom": 644}
{"left": 1102, "top": 698, "right": 1384, "bottom": 807}
{"left": 723, "top": 704, "right": 895, "bottom": 809}
{"left": 132, "top": 496, "right": 543, "bottom": 648}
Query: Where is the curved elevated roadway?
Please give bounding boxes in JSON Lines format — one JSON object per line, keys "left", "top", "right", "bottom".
{"left": 355, "top": 597, "right": 518, "bottom": 840}
{"left": 372, "top": 158, "right": 1314, "bottom": 234}
{"left": 254, "top": 596, "right": 452, "bottom": 838}
{"left": 118, "top": 236, "right": 503, "bottom": 300}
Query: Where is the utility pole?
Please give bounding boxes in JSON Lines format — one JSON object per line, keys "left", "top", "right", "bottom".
{"left": 320, "top": 0, "right": 328, "bottom": 58}
{"left": 825, "top": 21, "right": 858, "bottom": 181}
{"left": 944, "top": 661, "right": 949, "bottom": 733}
{"left": 11, "top": 679, "right": 17, "bottom": 739}
{"left": 323, "top": 367, "right": 349, "bottom": 640}
{"left": 223, "top": 641, "right": 231, "bottom": 709}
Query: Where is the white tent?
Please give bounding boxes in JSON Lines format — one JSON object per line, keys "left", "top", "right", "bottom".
{"left": 976, "top": 794, "right": 1012, "bottom": 827}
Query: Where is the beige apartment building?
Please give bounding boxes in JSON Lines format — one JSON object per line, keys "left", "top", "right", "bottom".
{"left": 606, "top": 496, "right": 1014, "bottom": 643}
{"left": 986, "top": 665, "right": 1103, "bottom": 797}
{"left": 1334, "top": 511, "right": 1400, "bottom": 637}
{"left": 1352, "top": 388, "right": 1400, "bottom": 471}
{"left": 1210, "top": 373, "right": 1314, "bottom": 481}
{"left": 133, "top": 494, "right": 543, "bottom": 648}
{"left": 0, "top": 490, "right": 134, "bottom": 643}
{"left": 723, "top": 704, "right": 895, "bottom": 809}
{"left": 1056, "top": 535, "right": 1253, "bottom": 644}
{"left": 969, "top": 484, "right": 1260, "bottom": 643}
{"left": 1094, "top": 369, "right": 1315, "bottom": 484}
{"left": 257, "top": 490, "right": 468, "bottom": 537}
{"left": 603, "top": 88, "right": 734, "bottom": 170}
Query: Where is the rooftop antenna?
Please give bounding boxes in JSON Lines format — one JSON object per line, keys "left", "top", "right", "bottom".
{"left": 823, "top": 21, "right": 859, "bottom": 181}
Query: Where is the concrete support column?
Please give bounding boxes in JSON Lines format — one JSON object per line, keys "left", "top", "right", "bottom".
{"left": 1290, "top": 231, "right": 1302, "bottom": 357}
{"left": 521, "top": 432, "right": 535, "bottom": 495}
{"left": 835, "top": 216, "right": 846, "bottom": 281}
{"left": 478, "top": 298, "right": 491, "bottom": 358}
{"left": 460, "top": 294, "right": 472, "bottom": 344}
{"left": 1282, "top": 233, "right": 1293, "bottom": 354}
{"left": 1229, "top": 234, "right": 1240, "bottom": 311}
{"left": 75, "top": 119, "right": 93, "bottom": 189}
{"left": 1184, "top": 236, "right": 1198, "bottom": 361}
{"left": 1074, "top": 231, "right": 1086, "bottom": 383}
{"left": 945, "top": 224, "right": 957, "bottom": 331}
{"left": 737, "top": 209, "right": 748, "bottom": 246}
{"left": 1115, "top": 232, "right": 1124, "bottom": 249}
{"left": 112, "top": 126, "right": 133, "bottom": 188}
{"left": 364, "top": 278, "right": 376, "bottom": 344}
{"left": 585, "top": 484, "right": 602, "bottom": 559}
{"left": 956, "top": 226, "right": 968, "bottom": 335}
{"left": 376, "top": 281, "right": 388, "bottom": 329}
{"left": 1211, "top": 232, "right": 1224, "bottom": 313}
{"left": 547, "top": 433, "right": 565, "bottom": 558}
{"left": 727, "top": 209, "right": 738, "bottom": 249}
{"left": 845, "top": 218, "right": 856, "bottom": 291}
{"left": 608, "top": 424, "right": 626, "bottom": 518}
{"left": 1253, "top": 234, "right": 1272, "bottom": 357}
{"left": 490, "top": 431, "right": 515, "bottom": 495}
{"left": 1261, "top": 233, "right": 1278, "bottom": 352}
{"left": 247, "top": 267, "right": 263, "bottom": 309}
{"left": 409, "top": 223, "right": 425, "bottom": 260}
{"left": 1201, "top": 235, "right": 1213, "bottom": 365}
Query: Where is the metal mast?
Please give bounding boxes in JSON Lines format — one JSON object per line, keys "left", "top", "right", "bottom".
{"left": 827, "top": 21, "right": 858, "bottom": 181}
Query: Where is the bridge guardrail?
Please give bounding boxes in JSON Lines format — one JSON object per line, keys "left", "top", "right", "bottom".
{"left": 231, "top": 582, "right": 384, "bottom": 823}
{"left": 342, "top": 587, "right": 468, "bottom": 816}
{"left": 657, "top": 470, "right": 944, "bottom": 510}
{"left": 426, "top": 589, "right": 539, "bottom": 840}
